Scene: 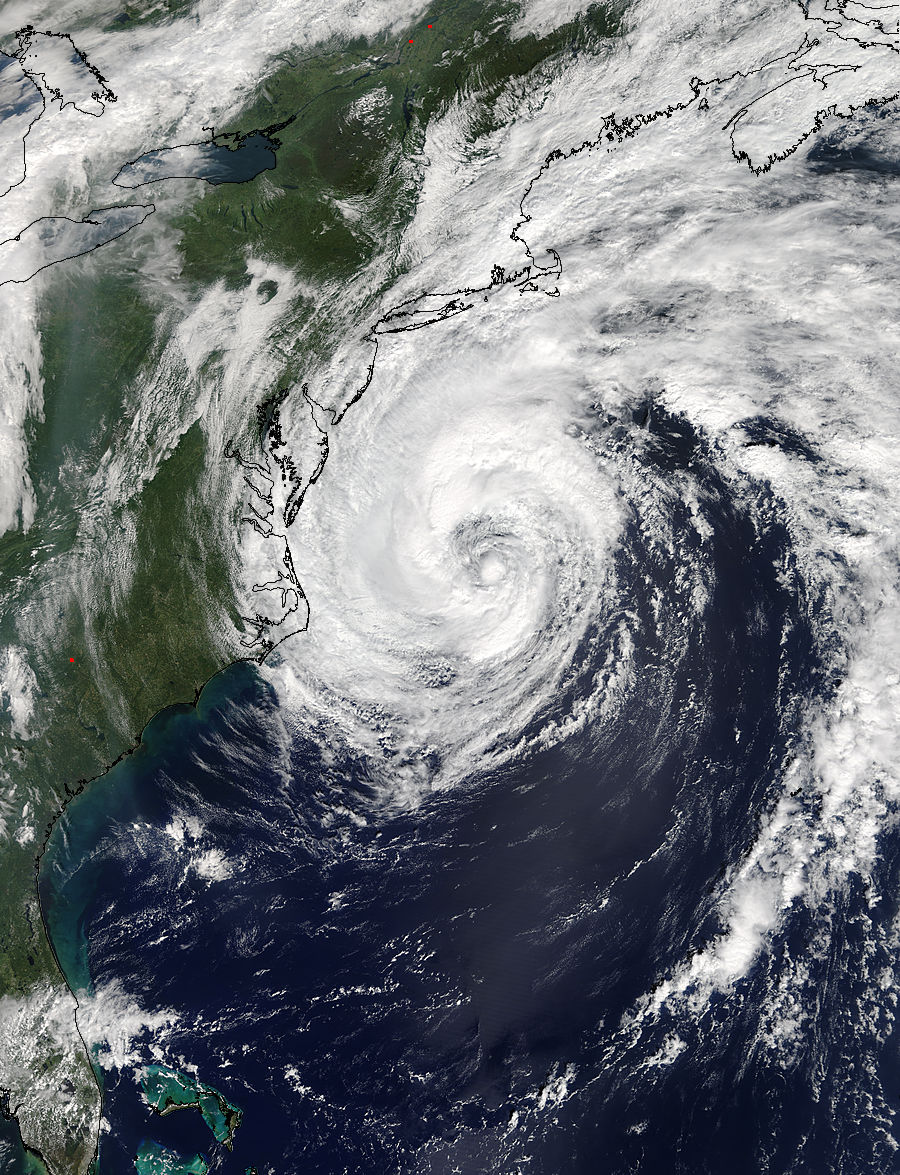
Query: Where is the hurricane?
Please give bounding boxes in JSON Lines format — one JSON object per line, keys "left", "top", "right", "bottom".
{"left": 19, "top": 0, "right": 900, "bottom": 1171}
{"left": 271, "top": 331, "right": 633, "bottom": 799}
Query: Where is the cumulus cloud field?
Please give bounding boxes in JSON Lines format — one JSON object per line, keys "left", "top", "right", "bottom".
{"left": 1, "top": 0, "right": 900, "bottom": 1166}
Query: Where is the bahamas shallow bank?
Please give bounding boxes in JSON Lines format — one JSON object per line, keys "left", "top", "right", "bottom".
{"left": 1, "top": 0, "right": 900, "bottom": 1170}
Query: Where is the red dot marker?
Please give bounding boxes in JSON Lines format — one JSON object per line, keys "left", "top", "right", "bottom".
{"left": 69, "top": 657, "right": 75, "bottom": 663}
{"left": 427, "top": 24, "right": 432, "bottom": 28}
{"left": 409, "top": 38, "right": 413, "bottom": 42}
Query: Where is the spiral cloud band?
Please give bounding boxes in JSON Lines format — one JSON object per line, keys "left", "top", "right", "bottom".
{"left": 17, "top": 0, "right": 900, "bottom": 1169}
{"left": 273, "top": 325, "right": 632, "bottom": 798}
{"left": 238, "top": 5, "right": 900, "bottom": 1163}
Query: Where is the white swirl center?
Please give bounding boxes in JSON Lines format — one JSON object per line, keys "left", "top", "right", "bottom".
{"left": 272, "top": 341, "right": 627, "bottom": 800}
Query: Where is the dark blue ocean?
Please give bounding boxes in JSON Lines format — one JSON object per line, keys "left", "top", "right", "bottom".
{"left": 38, "top": 414, "right": 900, "bottom": 1174}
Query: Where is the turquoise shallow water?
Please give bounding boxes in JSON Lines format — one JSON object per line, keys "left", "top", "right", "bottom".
{"left": 31, "top": 404, "right": 855, "bottom": 1174}
{"left": 38, "top": 660, "right": 291, "bottom": 1172}
{"left": 40, "top": 660, "right": 259, "bottom": 999}
{"left": 0, "top": 1114, "right": 46, "bottom": 1175}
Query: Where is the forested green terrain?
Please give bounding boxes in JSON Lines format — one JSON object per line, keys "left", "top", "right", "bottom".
{"left": 0, "top": 4, "right": 620, "bottom": 1171}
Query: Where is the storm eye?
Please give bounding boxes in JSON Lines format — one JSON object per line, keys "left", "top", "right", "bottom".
{"left": 451, "top": 515, "right": 518, "bottom": 587}
{"left": 477, "top": 549, "right": 507, "bottom": 586}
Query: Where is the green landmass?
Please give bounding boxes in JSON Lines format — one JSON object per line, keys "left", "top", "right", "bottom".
{"left": 176, "top": 0, "right": 622, "bottom": 390}
{"left": 134, "top": 1140, "right": 209, "bottom": 1175}
{"left": 141, "top": 1066, "right": 242, "bottom": 1149}
{"left": 0, "top": 4, "right": 622, "bottom": 1173}
{"left": 108, "top": 0, "right": 196, "bottom": 30}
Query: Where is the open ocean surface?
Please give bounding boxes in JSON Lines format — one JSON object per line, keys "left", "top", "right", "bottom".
{"left": 36, "top": 409, "right": 899, "bottom": 1174}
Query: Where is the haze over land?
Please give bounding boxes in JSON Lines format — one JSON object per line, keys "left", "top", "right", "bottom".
{"left": 0, "top": 0, "right": 899, "bottom": 1170}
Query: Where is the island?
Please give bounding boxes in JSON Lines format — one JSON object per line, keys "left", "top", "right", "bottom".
{"left": 134, "top": 1140, "right": 209, "bottom": 1175}
{"left": 141, "top": 1066, "right": 243, "bottom": 1150}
